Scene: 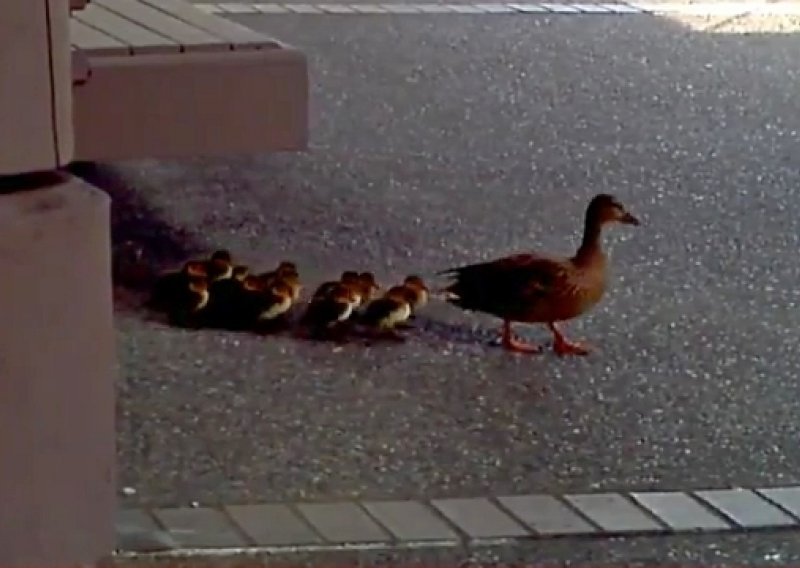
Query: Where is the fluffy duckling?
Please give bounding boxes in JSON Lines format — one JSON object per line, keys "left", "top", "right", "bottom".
{"left": 359, "top": 284, "right": 418, "bottom": 341}
{"left": 252, "top": 277, "right": 296, "bottom": 331}
{"left": 299, "top": 282, "right": 362, "bottom": 339}
{"left": 149, "top": 259, "right": 209, "bottom": 311}
{"left": 167, "top": 274, "right": 210, "bottom": 328}
{"left": 399, "top": 275, "right": 429, "bottom": 314}
{"left": 354, "top": 272, "right": 381, "bottom": 306}
{"left": 312, "top": 271, "right": 361, "bottom": 302}
{"left": 273, "top": 262, "right": 303, "bottom": 302}
{"left": 203, "top": 264, "right": 251, "bottom": 329}
{"left": 205, "top": 249, "right": 234, "bottom": 281}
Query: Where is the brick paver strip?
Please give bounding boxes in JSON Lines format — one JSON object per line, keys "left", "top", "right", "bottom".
{"left": 564, "top": 493, "right": 666, "bottom": 533}
{"left": 630, "top": 491, "right": 732, "bottom": 532}
{"left": 497, "top": 495, "right": 598, "bottom": 536}
{"left": 508, "top": 3, "right": 549, "bottom": 11}
{"left": 541, "top": 2, "right": 581, "bottom": 11}
{"left": 431, "top": 497, "right": 529, "bottom": 539}
{"left": 115, "top": 509, "right": 179, "bottom": 552}
{"left": 757, "top": 487, "right": 800, "bottom": 520}
{"left": 474, "top": 3, "right": 517, "bottom": 11}
{"left": 362, "top": 500, "right": 460, "bottom": 542}
{"left": 571, "top": 3, "right": 611, "bottom": 12}
{"left": 296, "top": 502, "right": 391, "bottom": 543}
{"left": 694, "top": 489, "right": 799, "bottom": 529}
{"left": 225, "top": 503, "right": 323, "bottom": 546}
{"left": 153, "top": 507, "right": 248, "bottom": 548}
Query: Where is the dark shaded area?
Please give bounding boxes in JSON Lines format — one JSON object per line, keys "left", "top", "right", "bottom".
{"left": 69, "top": 161, "right": 203, "bottom": 271}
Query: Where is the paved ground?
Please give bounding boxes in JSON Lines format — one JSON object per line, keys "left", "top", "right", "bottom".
{"left": 94, "top": 0, "right": 800, "bottom": 547}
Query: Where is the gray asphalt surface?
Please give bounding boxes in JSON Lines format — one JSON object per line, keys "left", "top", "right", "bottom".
{"left": 100, "top": 10, "right": 800, "bottom": 522}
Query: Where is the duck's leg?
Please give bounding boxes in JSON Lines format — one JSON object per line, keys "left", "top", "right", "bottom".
{"left": 500, "top": 320, "right": 542, "bottom": 354}
{"left": 547, "top": 322, "right": 591, "bottom": 356}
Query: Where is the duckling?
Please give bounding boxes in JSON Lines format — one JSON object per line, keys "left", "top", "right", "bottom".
{"left": 359, "top": 284, "right": 418, "bottom": 341}
{"left": 203, "top": 264, "right": 251, "bottom": 329}
{"left": 269, "top": 262, "right": 303, "bottom": 302}
{"left": 252, "top": 278, "right": 296, "bottom": 332}
{"left": 167, "top": 274, "right": 210, "bottom": 328}
{"left": 299, "top": 282, "right": 361, "bottom": 340}
{"left": 312, "top": 271, "right": 361, "bottom": 302}
{"left": 148, "top": 259, "right": 209, "bottom": 311}
{"left": 205, "top": 249, "right": 234, "bottom": 281}
{"left": 355, "top": 272, "right": 381, "bottom": 306}
{"left": 439, "top": 193, "right": 639, "bottom": 356}
{"left": 399, "top": 275, "right": 429, "bottom": 313}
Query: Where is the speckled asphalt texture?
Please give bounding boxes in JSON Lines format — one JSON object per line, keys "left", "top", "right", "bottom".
{"left": 96, "top": 13, "right": 800, "bottom": 510}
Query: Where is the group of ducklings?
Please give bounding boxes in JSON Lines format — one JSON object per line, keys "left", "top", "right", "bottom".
{"left": 147, "top": 249, "right": 430, "bottom": 341}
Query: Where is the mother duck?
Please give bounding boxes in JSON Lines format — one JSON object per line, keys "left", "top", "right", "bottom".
{"left": 439, "top": 194, "right": 639, "bottom": 356}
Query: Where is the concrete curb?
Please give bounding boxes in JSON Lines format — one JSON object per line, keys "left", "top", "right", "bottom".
{"left": 194, "top": 1, "right": 800, "bottom": 15}
{"left": 116, "top": 486, "right": 800, "bottom": 556}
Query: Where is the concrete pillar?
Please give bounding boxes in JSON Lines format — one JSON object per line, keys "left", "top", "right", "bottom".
{"left": 0, "top": 0, "right": 74, "bottom": 174}
{"left": 0, "top": 174, "right": 116, "bottom": 567}
{"left": 0, "top": 1, "right": 117, "bottom": 565}
{"left": 0, "top": 172, "right": 117, "bottom": 566}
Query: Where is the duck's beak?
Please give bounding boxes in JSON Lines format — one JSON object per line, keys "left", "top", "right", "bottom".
{"left": 621, "top": 211, "right": 640, "bottom": 226}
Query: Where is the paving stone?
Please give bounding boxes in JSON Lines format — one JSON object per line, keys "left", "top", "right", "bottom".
{"left": 380, "top": 4, "right": 423, "bottom": 12}
{"left": 474, "top": 3, "right": 517, "bottom": 12}
{"left": 296, "top": 502, "right": 391, "bottom": 543}
{"left": 630, "top": 492, "right": 733, "bottom": 532}
{"left": 497, "top": 495, "right": 598, "bottom": 536}
{"left": 318, "top": 3, "right": 357, "bottom": 12}
{"left": 350, "top": 4, "right": 389, "bottom": 12}
{"left": 540, "top": 3, "right": 581, "bottom": 12}
{"left": 415, "top": 4, "right": 456, "bottom": 12}
{"left": 225, "top": 503, "right": 323, "bottom": 546}
{"left": 153, "top": 507, "right": 247, "bottom": 548}
{"left": 284, "top": 3, "right": 324, "bottom": 12}
{"left": 445, "top": 4, "right": 487, "bottom": 13}
{"left": 430, "top": 497, "right": 529, "bottom": 539}
{"left": 571, "top": 3, "right": 611, "bottom": 12}
{"left": 694, "top": 489, "right": 799, "bottom": 529}
{"left": 508, "top": 3, "right": 549, "bottom": 12}
{"left": 217, "top": 2, "right": 259, "bottom": 12}
{"left": 194, "top": 4, "right": 224, "bottom": 14}
{"left": 599, "top": 2, "right": 642, "bottom": 12}
{"left": 116, "top": 509, "right": 179, "bottom": 552}
{"left": 362, "top": 500, "right": 460, "bottom": 542}
{"left": 253, "top": 3, "right": 291, "bottom": 12}
{"left": 757, "top": 487, "right": 800, "bottom": 520}
{"left": 564, "top": 493, "right": 666, "bottom": 533}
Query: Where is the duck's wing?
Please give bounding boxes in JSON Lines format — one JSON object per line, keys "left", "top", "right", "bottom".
{"left": 440, "top": 253, "right": 566, "bottom": 314}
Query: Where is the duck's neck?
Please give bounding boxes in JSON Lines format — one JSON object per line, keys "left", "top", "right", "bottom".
{"left": 574, "top": 215, "right": 604, "bottom": 265}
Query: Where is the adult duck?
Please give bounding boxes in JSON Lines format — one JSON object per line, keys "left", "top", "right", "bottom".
{"left": 439, "top": 194, "right": 639, "bottom": 356}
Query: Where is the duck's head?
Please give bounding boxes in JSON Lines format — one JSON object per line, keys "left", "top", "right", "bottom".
{"left": 357, "top": 272, "right": 381, "bottom": 301}
{"left": 340, "top": 271, "right": 360, "bottom": 284}
{"left": 276, "top": 261, "right": 298, "bottom": 276}
{"left": 403, "top": 275, "right": 429, "bottom": 292}
{"left": 587, "top": 194, "right": 640, "bottom": 227}
{"left": 208, "top": 249, "right": 234, "bottom": 280}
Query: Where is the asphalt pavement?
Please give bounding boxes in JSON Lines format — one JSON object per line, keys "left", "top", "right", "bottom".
{"left": 93, "top": 5, "right": 800, "bottom": 563}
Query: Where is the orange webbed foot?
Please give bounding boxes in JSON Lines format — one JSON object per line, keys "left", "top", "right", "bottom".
{"left": 553, "top": 338, "right": 592, "bottom": 356}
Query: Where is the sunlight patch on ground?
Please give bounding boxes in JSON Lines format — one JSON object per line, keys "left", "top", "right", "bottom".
{"left": 663, "top": 13, "right": 800, "bottom": 32}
